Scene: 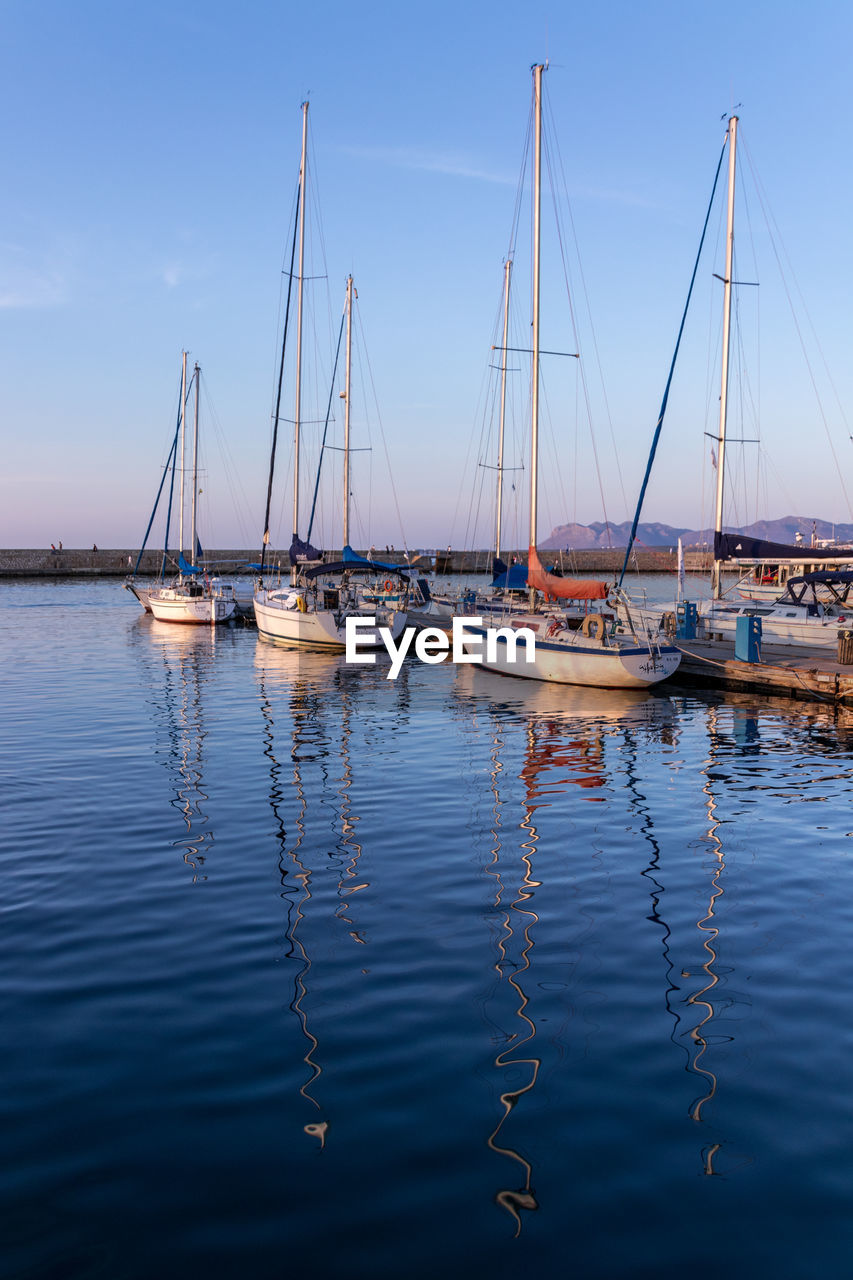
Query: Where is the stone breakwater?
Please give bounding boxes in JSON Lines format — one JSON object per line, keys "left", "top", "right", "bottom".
{"left": 0, "top": 547, "right": 713, "bottom": 578}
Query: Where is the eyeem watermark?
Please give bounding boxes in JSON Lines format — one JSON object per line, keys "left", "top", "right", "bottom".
{"left": 346, "top": 616, "right": 537, "bottom": 680}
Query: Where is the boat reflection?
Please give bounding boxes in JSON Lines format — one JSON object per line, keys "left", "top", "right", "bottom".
{"left": 132, "top": 617, "right": 236, "bottom": 880}
{"left": 253, "top": 640, "right": 397, "bottom": 1148}
{"left": 452, "top": 669, "right": 678, "bottom": 1232}
{"left": 481, "top": 711, "right": 540, "bottom": 1235}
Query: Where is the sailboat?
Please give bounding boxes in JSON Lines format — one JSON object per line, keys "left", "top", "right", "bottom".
{"left": 463, "top": 65, "right": 681, "bottom": 690}
{"left": 619, "top": 116, "right": 853, "bottom": 650}
{"left": 147, "top": 353, "right": 238, "bottom": 625}
{"left": 253, "top": 104, "right": 407, "bottom": 649}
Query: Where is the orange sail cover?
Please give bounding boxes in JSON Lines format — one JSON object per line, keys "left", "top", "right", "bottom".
{"left": 527, "top": 545, "right": 608, "bottom": 601}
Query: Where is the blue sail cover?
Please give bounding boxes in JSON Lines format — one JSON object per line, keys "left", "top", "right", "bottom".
{"left": 290, "top": 536, "right": 322, "bottom": 563}
{"left": 342, "top": 544, "right": 407, "bottom": 573}
{"left": 178, "top": 554, "right": 203, "bottom": 576}
{"left": 491, "top": 557, "right": 527, "bottom": 590}
{"left": 715, "top": 531, "right": 853, "bottom": 562}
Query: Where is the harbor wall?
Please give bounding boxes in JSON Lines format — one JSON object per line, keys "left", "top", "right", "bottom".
{"left": 0, "top": 547, "right": 715, "bottom": 578}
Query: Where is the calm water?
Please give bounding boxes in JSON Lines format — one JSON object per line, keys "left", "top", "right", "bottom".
{"left": 3, "top": 579, "right": 853, "bottom": 1278}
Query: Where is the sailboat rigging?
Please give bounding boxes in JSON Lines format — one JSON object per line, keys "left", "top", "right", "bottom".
{"left": 463, "top": 64, "right": 681, "bottom": 689}
{"left": 145, "top": 353, "right": 238, "bottom": 625}
{"left": 622, "top": 115, "right": 853, "bottom": 649}
{"left": 253, "top": 101, "right": 408, "bottom": 649}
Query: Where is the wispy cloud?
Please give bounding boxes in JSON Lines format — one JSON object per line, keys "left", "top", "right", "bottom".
{"left": 161, "top": 263, "right": 183, "bottom": 288}
{"left": 338, "top": 144, "right": 516, "bottom": 186}
{"left": 0, "top": 242, "right": 67, "bottom": 308}
{"left": 337, "top": 147, "right": 661, "bottom": 209}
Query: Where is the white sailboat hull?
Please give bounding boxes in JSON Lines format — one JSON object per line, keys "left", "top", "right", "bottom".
{"left": 462, "top": 622, "right": 681, "bottom": 689}
{"left": 254, "top": 588, "right": 407, "bottom": 650}
{"left": 700, "top": 603, "right": 845, "bottom": 648}
{"left": 623, "top": 598, "right": 848, "bottom": 650}
{"left": 126, "top": 583, "right": 154, "bottom": 612}
{"left": 148, "top": 587, "right": 237, "bottom": 625}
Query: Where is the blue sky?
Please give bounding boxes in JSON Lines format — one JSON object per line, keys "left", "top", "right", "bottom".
{"left": 3, "top": 0, "right": 853, "bottom": 550}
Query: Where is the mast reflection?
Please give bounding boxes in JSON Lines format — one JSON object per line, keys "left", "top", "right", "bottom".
{"left": 254, "top": 641, "right": 379, "bottom": 1149}
{"left": 454, "top": 670, "right": 666, "bottom": 1234}
{"left": 484, "top": 714, "right": 541, "bottom": 1235}
{"left": 134, "top": 618, "right": 225, "bottom": 881}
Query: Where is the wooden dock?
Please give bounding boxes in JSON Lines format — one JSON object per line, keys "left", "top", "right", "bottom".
{"left": 668, "top": 637, "right": 853, "bottom": 707}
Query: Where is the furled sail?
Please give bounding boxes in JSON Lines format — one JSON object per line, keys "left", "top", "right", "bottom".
{"left": 527, "top": 545, "right": 608, "bottom": 600}
{"left": 714, "top": 532, "right": 853, "bottom": 562}
{"left": 290, "top": 536, "right": 322, "bottom": 563}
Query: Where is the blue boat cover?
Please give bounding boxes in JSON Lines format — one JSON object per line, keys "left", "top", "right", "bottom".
{"left": 491, "top": 556, "right": 528, "bottom": 590}
{"left": 342, "top": 544, "right": 406, "bottom": 573}
{"left": 784, "top": 570, "right": 853, "bottom": 587}
{"left": 301, "top": 560, "right": 411, "bottom": 581}
{"left": 178, "top": 554, "right": 204, "bottom": 576}
{"left": 715, "top": 531, "right": 853, "bottom": 562}
{"left": 290, "top": 536, "right": 323, "bottom": 563}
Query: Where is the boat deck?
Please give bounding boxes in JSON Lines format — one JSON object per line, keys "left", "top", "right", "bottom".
{"left": 668, "top": 637, "right": 853, "bottom": 707}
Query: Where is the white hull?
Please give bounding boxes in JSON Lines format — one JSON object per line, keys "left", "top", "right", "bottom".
{"left": 462, "top": 621, "right": 681, "bottom": 689}
{"left": 148, "top": 586, "right": 237, "bottom": 625}
{"left": 700, "top": 603, "right": 845, "bottom": 649}
{"left": 735, "top": 580, "right": 842, "bottom": 603}
{"left": 126, "top": 583, "right": 154, "bottom": 612}
{"left": 254, "top": 588, "right": 407, "bottom": 649}
{"left": 624, "top": 598, "right": 848, "bottom": 650}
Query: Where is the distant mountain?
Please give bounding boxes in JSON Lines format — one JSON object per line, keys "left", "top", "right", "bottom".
{"left": 540, "top": 516, "right": 853, "bottom": 550}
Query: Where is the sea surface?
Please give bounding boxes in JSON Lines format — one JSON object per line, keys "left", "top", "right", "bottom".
{"left": 3, "top": 578, "right": 853, "bottom": 1279}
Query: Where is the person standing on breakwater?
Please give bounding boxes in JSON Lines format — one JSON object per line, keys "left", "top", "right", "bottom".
{"left": 51, "top": 544, "right": 56, "bottom": 551}
{"left": 58, "top": 541, "right": 62, "bottom": 552}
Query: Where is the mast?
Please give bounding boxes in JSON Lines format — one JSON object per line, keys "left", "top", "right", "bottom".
{"left": 190, "top": 362, "right": 200, "bottom": 569}
{"left": 712, "top": 115, "right": 738, "bottom": 600}
{"left": 178, "top": 350, "right": 187, "bottom": 577}
{"left": 343, "top": 274, "right": 353, "bottom": 549}
{"left": 496, "top": 257, "right": 512, "bottom": 563}
{"left": 528, "top": 63, "right": 544, "bottom": 610}
{"left": 292, "top": 100, "right": 309, "bottom": 583}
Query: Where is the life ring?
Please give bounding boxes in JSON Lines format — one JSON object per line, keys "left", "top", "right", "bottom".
{"left": 296, "top": 595, "right": 307, "bottom": 613}
{"left": 546, "top": 619, "right": 562, "bottom": 638}
{"left": 581, "top": 612, "right": 606, "bottom": 641}
{"left": 384, "top": 579, "right": 394, "bottom": 594}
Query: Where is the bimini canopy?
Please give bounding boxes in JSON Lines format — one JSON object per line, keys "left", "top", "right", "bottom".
{"left": 527, "top": 546, "right": 608, "bottom": 601}
{"left": 491, "top": 557, "right": 528, "bottom": 590}
{"left": 342, "top": 544, "right": 407, "bottom": 574}
{"left": 780, "top": 570, "right": 853, "bottom": 605}
{"left": 714, "top": 531, "right": 853, "bottom": 563}
{"left": 301, "top": 560, "right": 412, "bottom": 581}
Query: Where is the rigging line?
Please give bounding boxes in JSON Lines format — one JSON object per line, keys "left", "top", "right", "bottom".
{"left": 505, "top": 105, "right": 533, "bottom": 265}
{"left": 736, "top": 177, "right": 764, "bottom": 523}
{"left": 617, "top": 132, "right": 728, "bottom": 590}
{"left": 740, "top": 134, "right": 853, "bottom": 520}
{"left": 261, "top": 173, "right": 301, "bottom": 576}
{"left": 199, "top": 371, "right": 255, "bottom": 549}
{"left": 544, "top": 92, "right": 628, "bottom": 525}
{"left": 353, "top": 304, "right": 410, "bottom": 555}
{"left": 446, "top": 322, "right": 494, "bottom": 551}
{"left": 306, "top": 125, "right": 334, "bottom": 348}
{"left": 161, "top": 441, "right": 179, "bottom": 578}
{"left": 306, "top": 305, "right": 346, "bottom": 544}
{"left": 136, "top": 376, "right": 183, "bottom": 576}
{"left": 542, "top": 133, "right": 612, "bottom": 544}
